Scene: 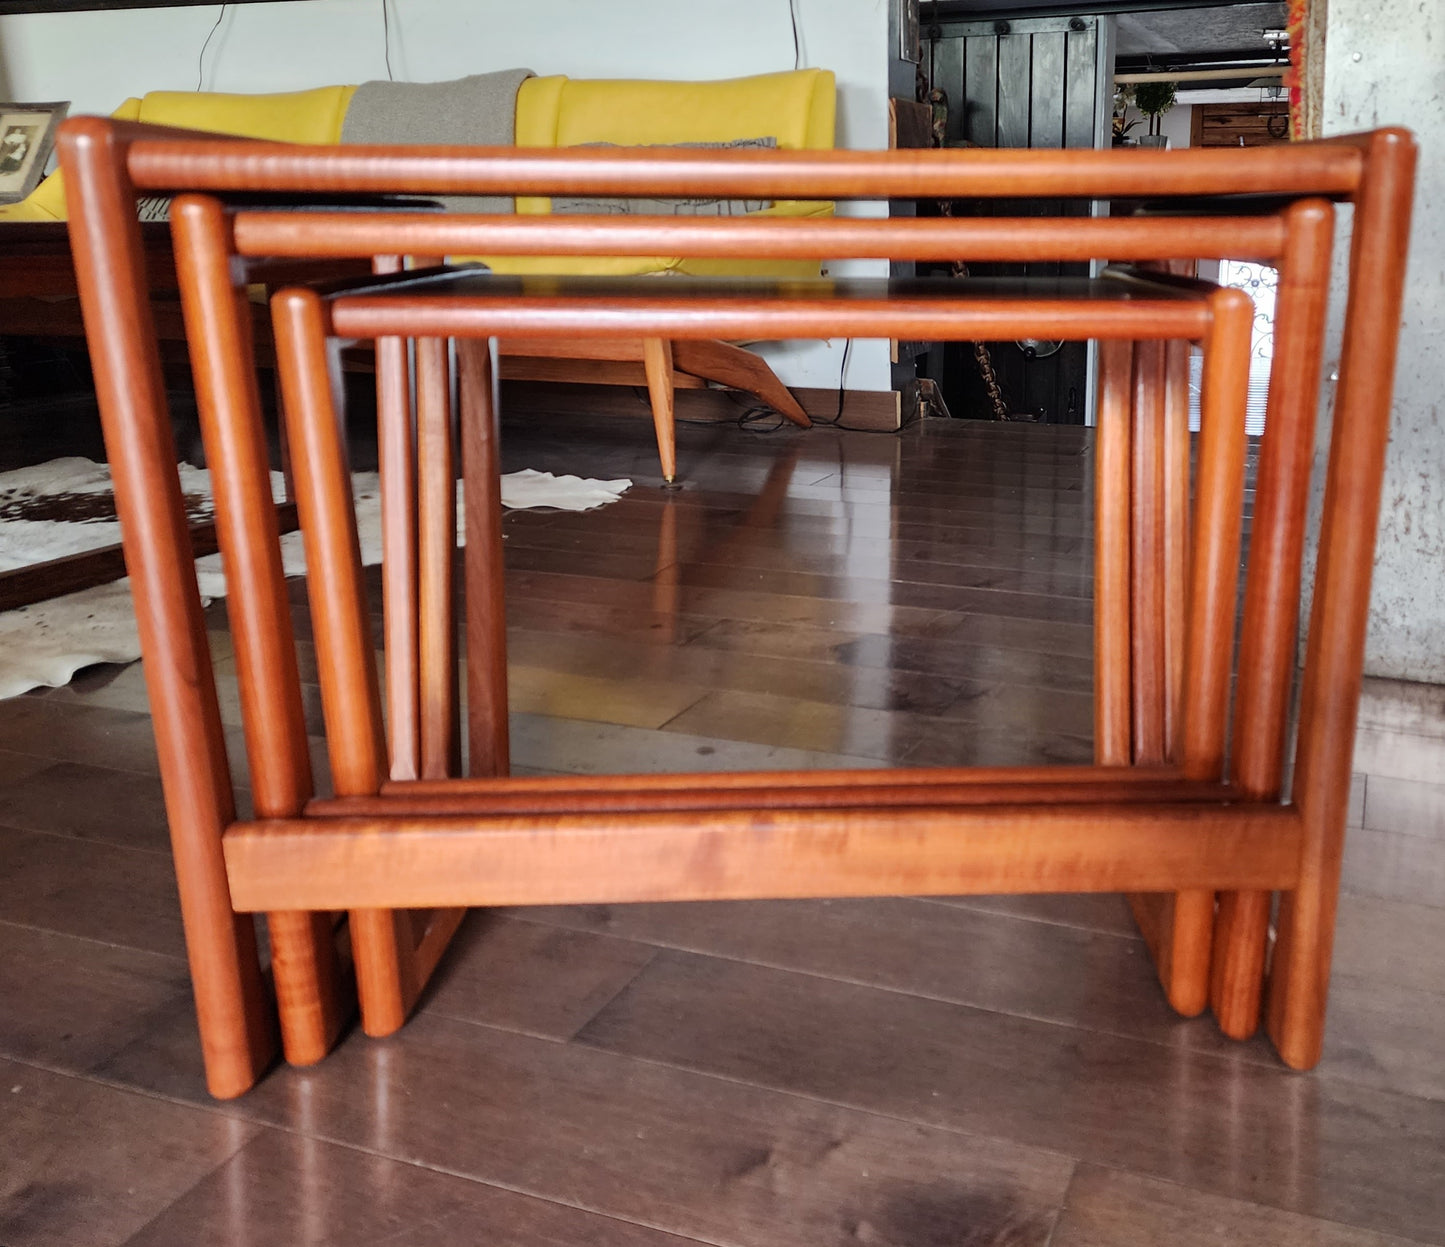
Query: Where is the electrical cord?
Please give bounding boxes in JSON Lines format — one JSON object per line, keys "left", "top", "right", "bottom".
{"left": 630, "top": 386, "right": 786, "bottom": 433}
{"left": 788, "top": 0, "right": 802, "bottom": 69}
{"left": 382, "top": 0, "right": 395, "bottom": 80}
{"left": 808, "top": 339, "right": 923, "bottom": 434}
{"left": 808, "top": 338, "right": 860, "bottom": 428}
{"left": 196, "top": 5, "right": 227, "bottom": 91}
{"left": 631, "top": 336, "right": 920, "bottom": 438}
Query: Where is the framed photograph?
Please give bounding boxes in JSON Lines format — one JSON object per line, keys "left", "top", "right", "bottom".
{"left": 0, "top": 102, "right": 68, "bottom": 204}
{"left": 897, "top": 0, "right": 921, "bottom": 63}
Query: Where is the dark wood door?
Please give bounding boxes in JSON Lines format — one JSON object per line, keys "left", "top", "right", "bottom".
{"left": 921, "top": 14, "right": 1106, "bottom": 424}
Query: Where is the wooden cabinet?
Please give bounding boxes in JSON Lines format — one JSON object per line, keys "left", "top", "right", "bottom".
{"left": 1191, "top": 102, "right": 1291, "bottom": 148}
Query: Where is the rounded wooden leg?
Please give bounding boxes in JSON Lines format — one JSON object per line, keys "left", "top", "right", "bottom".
{"left": 1130, "top": 339, "right": 1168, "bottom": 766}
{"left": 61, "top": 140, "right": 279, "bottom": 1099}
{"left": 1214, "top": 199, "right": 1335, "bottom": 1043}
{"left": 1211, "top": 889, "right": 1272, "bottom": 1038}
{"left": 1268, "top": 132, "right": 1417, "bottom": 1071}
{"left": 458, "top": 338, "right": 510, "bottom": 780}
{"left": 1094, "top": 339, "right": 1133, "bottom": 766}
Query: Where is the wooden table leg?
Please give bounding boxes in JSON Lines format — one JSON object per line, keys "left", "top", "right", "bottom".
{"left": 642, "top": 336, "right": 678, "bottom": 484}
{"left": 1213, "top": 199, "right": 1335, "bottom": 1040}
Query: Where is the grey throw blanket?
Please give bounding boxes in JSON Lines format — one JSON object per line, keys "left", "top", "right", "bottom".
{"left": 341, "top": 68, "right": 534, "bottom": 213}
{"left": 551, "top": 137, "right": 777, "bottom": 217}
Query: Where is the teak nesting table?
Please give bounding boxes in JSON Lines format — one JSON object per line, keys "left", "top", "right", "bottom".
{"left": 56, "top": 118, "right": 1415, "bottom": 1098}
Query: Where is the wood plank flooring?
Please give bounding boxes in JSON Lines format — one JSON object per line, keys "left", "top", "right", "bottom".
{"left": 2, "top": 404, "right": 1443, "bottom": 1246}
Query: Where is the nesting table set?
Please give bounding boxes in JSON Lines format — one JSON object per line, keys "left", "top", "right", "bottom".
{"left": 56, "top": 118, "right": 1414, "bottom": 1097}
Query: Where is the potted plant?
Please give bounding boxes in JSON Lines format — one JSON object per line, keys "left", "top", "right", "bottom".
{"left": 1111, "top": 85, "right": 1139, "bottom": 147}
{"left": 1133, "top": 80, "right": 1178, "bottom": 148}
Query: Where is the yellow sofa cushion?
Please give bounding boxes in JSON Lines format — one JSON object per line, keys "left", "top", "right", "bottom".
{"left": 501, "top": 68, "right": 835, "bottom": 278}
{"left": 134, "top": 84, "right": 356, "bottom": 145}
{"left": 526, "top": 69, "right": 832, "bottom": 149}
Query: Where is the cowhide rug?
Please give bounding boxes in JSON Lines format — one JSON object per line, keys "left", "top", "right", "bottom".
{"left": 0, "top": 457, "right": 628, "bottom": 699}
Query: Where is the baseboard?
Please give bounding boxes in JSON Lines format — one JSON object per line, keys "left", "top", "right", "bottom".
{"left": 1352, "top": 676, "right": 1445, "bottom": 788}
{"left": 789, "top": 385, "right": 901, "bottom": 431}
{"left": 501, "top": 380, "right": 901, "bottom": 432}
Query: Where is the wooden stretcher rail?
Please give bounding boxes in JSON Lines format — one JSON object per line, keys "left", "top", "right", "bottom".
{"left": 229, "top": 212, "right": 1289, "bottom": 264}
{"left": 223, "top": 802, "right": 1303, "bottom": 911}
{"left": 120, "top": 134, "right": 1368, "bottom": 200}
{"left": 385, "top": 762, "right": 1191, "bottom": 797}
{"left": 326, "top": 293, "right": 1214, "bottom": 344}
{"left": 315, "top": 777, "right": 1234, "bottom": 818}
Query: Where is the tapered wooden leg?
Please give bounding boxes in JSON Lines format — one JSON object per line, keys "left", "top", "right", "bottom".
{"left": 458, "top": 338, "right": 510, "bottom": 779}
{"left": 642, "top": 336, "right": 678, "bottom": 483}
{"left": 58, "top": 121, "right": 276, "bottom": 1097}
{"left": 1268, "top": 132, "right": 1416, "bottom": 1070}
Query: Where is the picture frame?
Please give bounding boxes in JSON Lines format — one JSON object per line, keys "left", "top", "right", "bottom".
{"left": 897, "top": 0, "right": 921, "bottom": 64}
{"left": 0, "top": 102, "right": 69, "bottom": 204}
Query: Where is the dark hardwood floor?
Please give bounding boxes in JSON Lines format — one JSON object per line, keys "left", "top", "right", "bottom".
{"left": 1, "top": 399, "right": 1442, "bottom": 1246}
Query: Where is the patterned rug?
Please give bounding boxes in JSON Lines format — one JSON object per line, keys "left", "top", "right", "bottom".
{"left": 0, "top": 458, "right": 628, "bottom": 699}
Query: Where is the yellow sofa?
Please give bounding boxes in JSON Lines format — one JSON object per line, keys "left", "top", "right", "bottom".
{"left": 4, "top": 69, "right": 836, "bottom": 479}
{"left": 5, "top": 69, "right": 835, "bottom": 276}
{"left": 505, "top": 69, "right": 834, "bottom": 278}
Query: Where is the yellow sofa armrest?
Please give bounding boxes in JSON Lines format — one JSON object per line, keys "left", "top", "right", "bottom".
{"left": 514, "top": 75, "right": 567, "bottom": 149}
{"left": 805, "top": 70, "right": 837, "bottom": 151}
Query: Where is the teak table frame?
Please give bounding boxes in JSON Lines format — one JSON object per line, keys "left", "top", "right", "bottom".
{"left": 255, "top": 259, "right": 1251, "bottom": 1053}
{"left": 55, "top": 120, "right": 1415, "bottom": 1098}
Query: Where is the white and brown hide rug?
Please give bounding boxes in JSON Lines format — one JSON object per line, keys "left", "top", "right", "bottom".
{"left": 0, "top": 457, "right": 629, "bottom": 700}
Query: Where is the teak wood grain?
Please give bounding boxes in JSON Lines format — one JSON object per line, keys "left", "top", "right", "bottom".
{"left": 372, "top": 254, "right": 422, "bottom": 785}
{"left": 1213, "top": 198, "right": 1335, "bottom": 1040}
{"left": 268, "top": 244, "right": 1242, "bottom": 1031}
{"left": 170, "top": 194, "right": 346, "bottom": 1067}
{"left": 458, "top": 338, "right": 511, "bottom": 781}
{"left": 55, "top": 119, "right": 1416, "bottom": 1096}
{"left": 222, "top": 802, "right": 1304, "bottom": 912}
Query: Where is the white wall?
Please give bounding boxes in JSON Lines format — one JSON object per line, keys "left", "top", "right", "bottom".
{"left": 0, "top": 0, "right": 892, "bottom": 391}
{"left": 1305, "top": 0, "right": 1445, "bottom": 682}
{"left": 1120, "top": 101, "right": 1192, "bottom": 149}
{"left": 1154, "top": 102, "right": 1192, "bottom": 150}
